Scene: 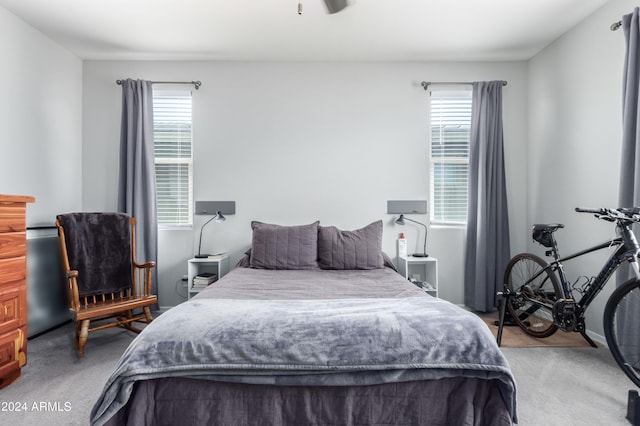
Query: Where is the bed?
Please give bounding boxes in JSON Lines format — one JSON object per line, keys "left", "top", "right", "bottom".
{"left": 90, "top": 220, "right": 517, "bottom": 425}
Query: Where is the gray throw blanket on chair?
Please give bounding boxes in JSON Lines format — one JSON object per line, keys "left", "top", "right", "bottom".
{"left": 57, "top": 212, "right": 133, "bottom": 297}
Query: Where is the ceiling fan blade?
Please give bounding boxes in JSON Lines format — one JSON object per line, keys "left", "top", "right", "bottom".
{"left": 324, "top": 0, "right": 348, "bottom": 14}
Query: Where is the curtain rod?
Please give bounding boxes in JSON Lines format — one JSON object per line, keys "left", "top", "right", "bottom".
{"left": 421, "top": 81, "right": 507, "bottom": 91}
{"left": 611, "top": 20, "right": 622, "bottom": 31}
{"left": 116, "top": 80, "right": 201, "bottom": 90}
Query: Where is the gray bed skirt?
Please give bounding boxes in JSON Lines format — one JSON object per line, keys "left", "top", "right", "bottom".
{"left": 105, "top": 376, "right": 511, "bottom": 426}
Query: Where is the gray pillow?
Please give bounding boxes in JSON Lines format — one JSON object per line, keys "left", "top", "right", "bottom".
{"left": 250, "top": 221, "right": 319, "bottom": 270}
{"left": 318, "top": 221, "right": 384, "bottom": 270}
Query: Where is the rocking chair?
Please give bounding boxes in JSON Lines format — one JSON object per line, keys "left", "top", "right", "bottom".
{"left": 55, "top": 212, "right": 157, "bottom": 357}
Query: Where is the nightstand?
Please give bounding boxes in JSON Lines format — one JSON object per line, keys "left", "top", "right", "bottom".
{"left": 187, "top": 256, "right": 230, "bottom": 299}
{"left": 397, "top": 255, "right": 439, "bottom": 297}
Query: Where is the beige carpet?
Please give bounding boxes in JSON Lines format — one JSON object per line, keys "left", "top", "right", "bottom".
{"left": 483, "top": 317, "right": 592, "bottom": 348}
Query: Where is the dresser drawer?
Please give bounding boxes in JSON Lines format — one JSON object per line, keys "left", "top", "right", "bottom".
{"left": 0, "top": 287, "right": 26, "bottom": 335}
{"left": 0, "top": 327, "right": 24, "bottom": 389}
{"left": 0, "top": 359, "right": 20, "bottom": 390}
{"left": 0, "top": 232, "right": 26, "bottom": 260}
{"left": 0, "top": 203, "right": 26, "bottom": 233}
{"left": 0, "top": 257, "right": 26, "bottom": 285}
{"left": 0, "top": 328, "right": 19, "bottom": 366}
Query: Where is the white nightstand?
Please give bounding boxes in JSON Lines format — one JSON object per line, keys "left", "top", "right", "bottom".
{"left": 397, "top": 255, "right": 439, "bottom": 297}
{"left": 187, "top": 256, "right": 230, "bottom": 299}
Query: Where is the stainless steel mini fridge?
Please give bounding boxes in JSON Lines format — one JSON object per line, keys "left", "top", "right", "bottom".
{"left": 26, "top": 228, "right": 70, "bottom": 338}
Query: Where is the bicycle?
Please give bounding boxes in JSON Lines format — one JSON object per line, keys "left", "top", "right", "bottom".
{"left": 498, "top": 207, "right": 640, "bottom": 387}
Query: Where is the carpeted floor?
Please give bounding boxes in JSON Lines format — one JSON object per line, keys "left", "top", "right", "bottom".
{"left": 0, "top": 321, "right": 137, "bottom": 426}
{"left": 0, "top": 317, "right": 634, "bottom": 425}
{"left": 505, "top": 346, "right": 630, "bottom": 425}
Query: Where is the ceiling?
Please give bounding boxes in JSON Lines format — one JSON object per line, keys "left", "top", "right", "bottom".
{"left": 0, "top": 0, "right": 610, "bottom": 61}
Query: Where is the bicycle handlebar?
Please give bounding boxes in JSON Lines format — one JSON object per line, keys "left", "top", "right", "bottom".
{"left": 575, "top": 207, "right": 607, "bottom": 215}
{"left": 575, "top": 207, "right": 640, "bottom": 223}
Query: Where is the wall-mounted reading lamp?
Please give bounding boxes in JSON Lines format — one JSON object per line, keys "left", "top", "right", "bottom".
{"left": 195, "top": 211, "right": 225, "bottom": 258}
{"left": 388, "top": 200, "right": 429, "bottom": 258}
{"left": 395, "top": 215, "right": 428, "bottom": 258}
{"left": 194, "top": 201, "right": 236, "bottom": 258}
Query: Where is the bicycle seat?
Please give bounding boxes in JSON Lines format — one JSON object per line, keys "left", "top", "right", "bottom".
{"left": 532, "top": 224, "right": 564, "bottom": 247}
{"left": 532, "top": 224, "right": 564, "bottom": 233}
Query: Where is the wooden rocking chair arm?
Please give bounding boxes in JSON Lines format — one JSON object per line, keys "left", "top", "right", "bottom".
{"left": 134, "top": 261, "right": 156, "bottom": 270}
{"left": 65, "top": 271, "right": 81, "bottom": 309}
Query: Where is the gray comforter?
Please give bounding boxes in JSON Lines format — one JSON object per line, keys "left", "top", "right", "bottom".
{"left": 91, "top": 267, "right": 516, "bottom": 425}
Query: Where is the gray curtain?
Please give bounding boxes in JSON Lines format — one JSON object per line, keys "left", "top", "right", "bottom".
{"left": 464, "top": 81, "right": 511, "bottom": 312}
{"left": 616, "top": 8, "right": 640, "bottom": 369}
{"left": 118, "top": 79, "right": 158, "bottom": 298}
{"left": 619, "top": 7, "right": 640, "bottom": 285}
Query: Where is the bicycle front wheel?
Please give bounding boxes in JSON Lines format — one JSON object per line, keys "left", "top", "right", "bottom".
{"left": 504, "top": 253, "right": 562, "bottom": 338}
{"left": 604, "top": 278, "right": 640, "bottom": 387}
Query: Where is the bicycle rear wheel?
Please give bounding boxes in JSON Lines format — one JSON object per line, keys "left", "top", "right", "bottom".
{"left": 604, "top": 278, "right": 640, "bottom": 387}
{"left": 504, "top": 253, "right": 562, "bottom": 338}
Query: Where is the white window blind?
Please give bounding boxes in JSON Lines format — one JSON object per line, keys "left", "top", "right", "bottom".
{"left": 153, "top": 90, "right": 193, "bottom": 227}
{"left": 429, "top": 89, "right": 472, "bottom": 224}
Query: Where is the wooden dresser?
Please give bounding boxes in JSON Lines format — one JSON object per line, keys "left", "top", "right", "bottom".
{"left": 0, "top": 194, "right": 34, "bottom": 389}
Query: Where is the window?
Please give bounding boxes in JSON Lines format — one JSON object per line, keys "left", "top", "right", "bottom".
{"left": 429, "top": 89, "right": 472, "bottom": 224}
{"left": 153, "top": 90, "right": 193, "bottom": 228}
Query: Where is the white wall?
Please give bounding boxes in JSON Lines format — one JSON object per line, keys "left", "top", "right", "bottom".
{"left": 82, "top": 60, "right": 528, "bottom": 308}
{"left": 528, "top": 0, "right": 637, "bottom": 338}
{"left": 0, "top": 7, "right": 83, "bottom": 225}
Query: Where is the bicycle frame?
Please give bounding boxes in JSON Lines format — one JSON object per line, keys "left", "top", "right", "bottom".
{"left": 542, "top": 221, "right": 640, "bottom": 316}
{"left": 500, "top": 208, "right": 640, "bottom": 388}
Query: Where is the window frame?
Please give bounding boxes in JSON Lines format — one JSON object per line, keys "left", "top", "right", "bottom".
{"left": 153, "top": 88, "right": 194, "bottom": 230}
{"left": 428, "top": 86, "right": 472, "bottom": 226}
